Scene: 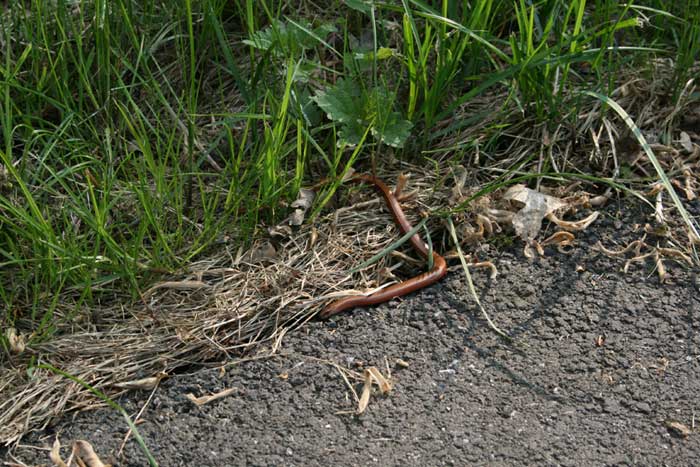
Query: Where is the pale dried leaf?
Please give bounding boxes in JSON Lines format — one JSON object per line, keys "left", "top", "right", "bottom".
{"left": 73, "top": 440, "right": 107, "bottom": 467}
{"left": 547, "top": 211, "right": 599, "bottom": 231}
{"left": 541, "top": 231, "right": 575, "bottom": 247}
{"left": 656, "top": 247, "right": 693, "bottom": 265}
{"left": 50, "top": 438, "right": 68, "bottom": 467}
{"left": 6, "top": 328, "right": 25, "bottom": 355}
{"left": 523, "top": 242, "right": 537, "bottom": 259}
{"left": 679, "top": 131, "right": 693, "bottom": 153}
{"left": 665, "top": 420, "right": 692, "bottom": 438}
{"left": 589, "top": 195, "right": 609, "bottom": 207}
{"left": 366, "top": 366, "right": 392, "bottom": 394}
{"left": 356, "top": 367, "right": 392, "bottom": 415}
{"left": 289, "top": 209, "right": 306, "bottom": 226}
{"left": 503, "top": 185, "right": 567, "bottom": 241}
{"left": 290, "top": 188, "right": 315, "bottom": 211}
{"left": 654, "top": 251, "right": 667, "bottom": 282}
{"left": 357, "top": 370, "right": 372, "bottom": 415}
{"left": 596, "top": 240, "right": 647, "bottom": 257}
{"left": 289, "top": 188, "right": 316, "bottom": 226}
{"left": 186, "top": 387, "right": 238, "bottom": 406}
{"left": 113, "top": 372, "right": 166, "bottom": 390}
{"left": 449, "top": 166, "right": 468, "bottom": 205}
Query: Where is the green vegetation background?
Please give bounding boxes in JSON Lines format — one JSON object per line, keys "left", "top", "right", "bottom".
{"left": 1, "top": 0, "right": 698, "bottom": 341}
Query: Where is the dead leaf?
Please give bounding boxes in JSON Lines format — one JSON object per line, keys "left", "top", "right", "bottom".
{"left": 357, "top": 372, "right": 372, "bottom": 415}
{"left": 523, "top": 241, "right": 538, "bottom": 259}
{"left": 186, "top": 387, "right": 238, "bottom": 406}
{"left": 596, "top": 239, "right": 646, "bottom": 257}
{"left": 288, "top": 188, "right": 315, "bottom": 226}
{"left": 547, "top": 211, "right": 599, "bottom": 231}
{"left": 589, "top": 194, "right": 609, "bottom": 207}
{"left": 655, "top": 252, "right": 667, "bottom": 283}
{"left": 449, "top": 166, "right": 468, "bottom": 205}
{"left": 291, "top": 188, "right": 315, "bottom": 211}
{"left": 656, "top": 247, "right": 693, "bottom": 265}
{"left": 113, "top": 372, "right": 166, "bottom": 390}
{"left": 6, "top": 327, "right": 25, "bottom": 355}
{"left": 665, "top": 420, "right": 692, "bottom": 438}
{"left": 367, "top": 367, "right": 392, "bottom": 394}
{"left": 679, "top": 131, "right": 693, "bottom": 153}
{"left": 503, "top": 185, "right": 568, "bottom": 241}
{"left": 541, "top": 231, "right": 575, "bottom": 248}
{"left": 470, "top": 260, "right": 498, "bottom": 279}
{"left": 50, "top": 438, "right": 68, "bottom": 467}
{"left": 357, "top": 367, "right": 392, "bottom": 415}
{"left": 73, "top": 440, "right": 108, "bottom": 467}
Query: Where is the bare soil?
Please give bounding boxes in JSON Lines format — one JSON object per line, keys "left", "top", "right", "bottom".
{"left": 5, "top": 200, "right": 700, "bottom": 466}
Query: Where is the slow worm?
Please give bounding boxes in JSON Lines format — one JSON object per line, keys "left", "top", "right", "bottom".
{"left": 320, "top": 174, "right": 447, "bottom": 318}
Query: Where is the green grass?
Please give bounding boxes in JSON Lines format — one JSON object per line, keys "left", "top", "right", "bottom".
{"left": 1, "top": 0, "right": 698, "bottom": 342}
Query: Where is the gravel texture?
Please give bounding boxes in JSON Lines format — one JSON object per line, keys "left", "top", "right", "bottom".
{"left": 5, "top": 201, "right": 700, "bottom": 466}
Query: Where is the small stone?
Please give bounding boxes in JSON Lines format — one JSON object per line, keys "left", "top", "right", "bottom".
{"left": 603, "top": 398, "right": 620, "bottom": 414}
{"left": 635, "top": 402, "right": 652, "bottom": 414}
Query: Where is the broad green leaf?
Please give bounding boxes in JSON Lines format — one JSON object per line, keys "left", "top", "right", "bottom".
{"left": 313, "top": 79, "right": 413, "bottom": 147}
{"left": 312, "top": 79, "right": 363, "bottom": 125}
{"left": 243, "top": 19, "right": 336, "bottom": 57}
{"left": 344, "top": 0, "right": 373, "bottom": 14}
{"left": 374, "top": 113, "right": 412, "bottom": 148}
{"left": 338, "top": 119, "right": 367, "bottom": 147}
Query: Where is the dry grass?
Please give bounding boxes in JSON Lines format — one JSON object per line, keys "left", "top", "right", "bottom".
{"left": 0, "top": 162, "right": 450, "bottom": 444}
{"left": 2, "top": 66, "right": 699, "bottom": 445}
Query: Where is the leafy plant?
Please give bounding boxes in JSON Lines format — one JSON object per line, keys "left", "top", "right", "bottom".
{"left": 243, "top": 18, "right": 336, "bottom": 58}
{"left": 313, "top": 78, "right": 413, "bottom": 148}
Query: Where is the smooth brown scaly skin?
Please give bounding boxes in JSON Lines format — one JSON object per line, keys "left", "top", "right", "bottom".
{"left": 320, "top": 174, "right": 448, "bottom": 319}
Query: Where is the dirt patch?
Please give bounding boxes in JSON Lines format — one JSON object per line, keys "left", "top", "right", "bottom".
{"left": 5, "top": 200, "right": 700, "bottom": 466}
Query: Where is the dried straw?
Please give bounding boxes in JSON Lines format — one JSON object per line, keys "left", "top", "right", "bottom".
{"left": 0, "top": 163, "right": 453, "bottom": 445}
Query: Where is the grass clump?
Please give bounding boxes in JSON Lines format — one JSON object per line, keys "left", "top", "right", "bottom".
{"left": 0, "top": 0, "right": 699, "bottom": 445}
{"left": 1, "top": 0, "right": 698, "bottom": 337}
